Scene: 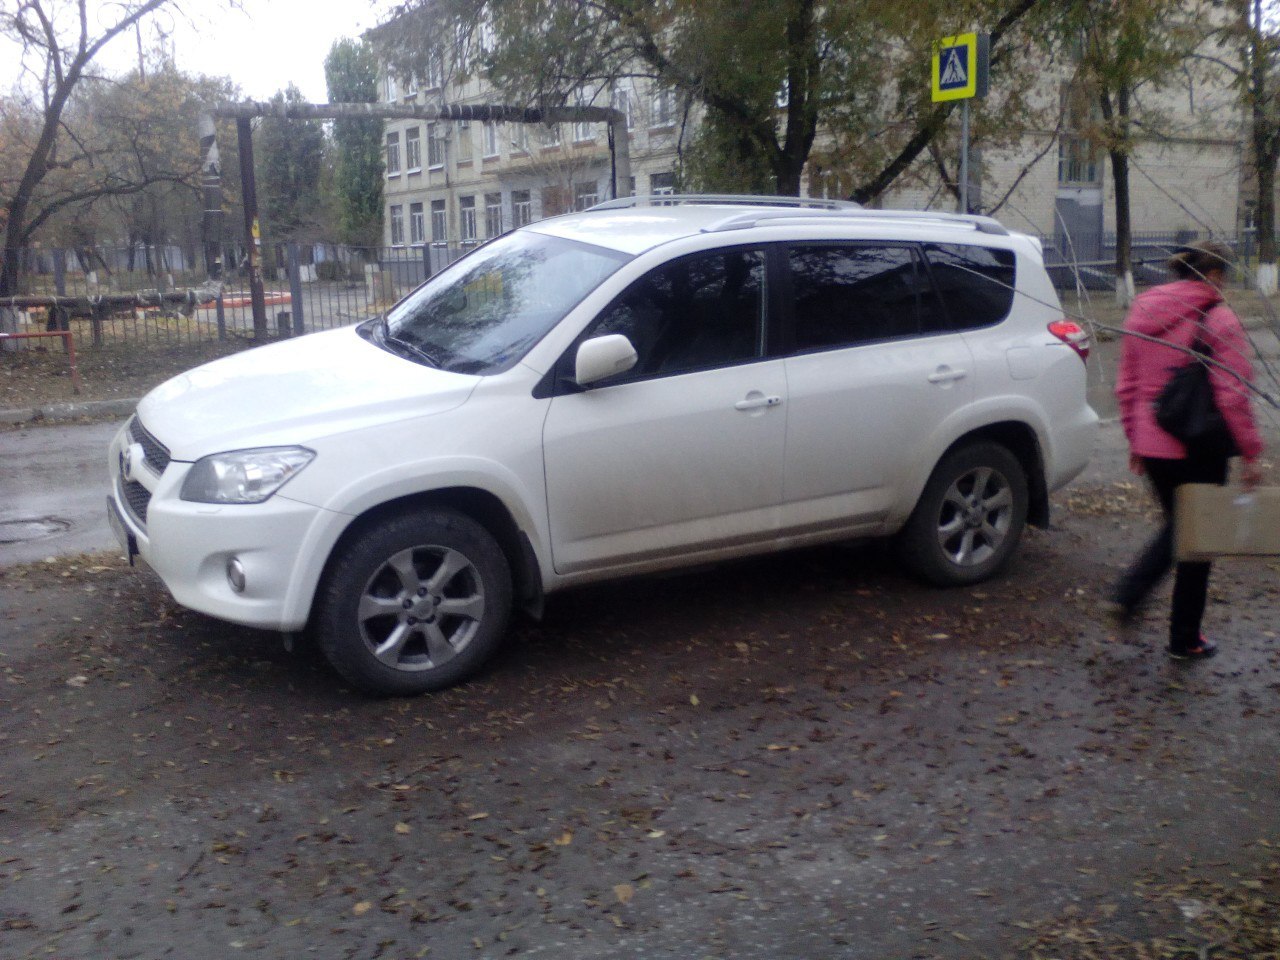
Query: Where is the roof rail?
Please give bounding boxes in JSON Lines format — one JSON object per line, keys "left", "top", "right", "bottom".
{"left": 589, "top": 193, "right": 862, "bottom": 212}
{"left": 703, "top": 207, "right": 1010, "bottom": 236}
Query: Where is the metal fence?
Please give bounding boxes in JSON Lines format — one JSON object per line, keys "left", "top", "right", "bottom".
{"left": 2, "top": 229, "right": 1262, "bottom": 349}
{"left": 4, "top": 241, "right": 473, "bottom": 348}
{"left": 1037, "top": 230, "right": 1254, "bottom": 291}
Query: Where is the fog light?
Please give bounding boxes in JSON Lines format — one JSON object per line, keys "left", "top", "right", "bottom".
{"left": 226, "top": 557, "right": 246, "bottom": 594}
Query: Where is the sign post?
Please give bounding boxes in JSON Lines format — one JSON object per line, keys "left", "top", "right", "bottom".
{"left": 931, "top": 32, "right": 990, "bottom": 214}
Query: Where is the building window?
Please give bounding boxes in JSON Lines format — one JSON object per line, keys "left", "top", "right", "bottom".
{"left": 540, "top": 123, "right": 561, "bottom": 147}
{"left": 485, "top": 192, "right": 503, "bottom": 237}
{"left": 541, "top": 185, "right": 572, "bottom": 217}
{"left": 406, "top": 75, "right": 419, "bottom": 98}
{"left": 511, "top": 124, "right": 530, "bottom": 154}
{"left": 650, "top": 172, "right": 676, "bottom": 196}
{"left": 1058, "top": 82, "right": 1100, "bottom": 186}
{"left": 460, "top": 196, "right": 478, "bottom": 243}
{"left": 483, "top": 121, "right": 500, "bottom": 158}
{"left": 652, "top": 86, "right": 675, "bottom": 127}
{"left": 573, "top": 96, "right": 594, "bottom": 142}
{"left": 456, "top": 120, "right": 473, "bottom": 162}
{"left": 385, "top": 75, "right": 398, "bottom": 102}
{"left": 389, "top": 205, "right": 404, "bottom": 245}
{"left": 385, "top": 132, "right": 401, "bottom": 176}
{"left": 1058, "top": 138, "right": 1099, "bottom": 186}
{"left": 405, "top": 127, "right": 422, "bottom": 172}
{"left": 453, "top": 23, "right": 469, "bottom": 75}
{"left": 427, "top": 122, "right": 445, "bottom": 169}
{"left": 574, "top": 181, "right": 599, "bottom": 211}
{"left": 409, "top": 202, "right": 425, "bottom": 245}
{"left": 426, "top": 49, "right": 445, "bottom": 90}
{"left": 430, "top": 199, "right": 447, "bottom": 244}
{"left": 512, "top": 190, "right": 532, "bottom": 227}
{"left": 611, "top": 82, "right": 634, "bottom": 131}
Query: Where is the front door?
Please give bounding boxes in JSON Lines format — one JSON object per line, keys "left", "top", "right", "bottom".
{"left": 543, "top": 247, "right": 786, "bottom": 574}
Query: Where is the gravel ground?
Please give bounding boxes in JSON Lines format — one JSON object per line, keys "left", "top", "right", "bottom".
{"left": 2, "top": 421, "right": 1279, "bottom": 959}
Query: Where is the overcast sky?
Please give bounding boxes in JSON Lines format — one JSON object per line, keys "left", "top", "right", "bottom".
{"left": 2, "top": 0, "right": 394, "bottom": 102}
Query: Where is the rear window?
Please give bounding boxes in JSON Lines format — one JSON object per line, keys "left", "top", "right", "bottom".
{"left": 923, "top": 244, "right": 1016, "bottom": 330}
{"left": 788, "top": 244, "right": 942, "bottom": 351}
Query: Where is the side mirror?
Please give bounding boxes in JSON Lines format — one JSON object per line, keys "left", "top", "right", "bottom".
{"left": 574, "top": 334, "right": 638, "bottom": 387}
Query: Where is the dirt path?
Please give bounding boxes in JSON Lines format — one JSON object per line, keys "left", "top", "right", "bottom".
{"left": 2, "top": 422, "right": 1279, "bottom": 959}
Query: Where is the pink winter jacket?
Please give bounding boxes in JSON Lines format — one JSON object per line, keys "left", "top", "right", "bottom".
{"left": 1116, "top": 279, "right": 1262, "bottom": 463}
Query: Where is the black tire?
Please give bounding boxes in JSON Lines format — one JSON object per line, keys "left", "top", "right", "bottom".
{"left": 314, "top": 509, "right": 513, "bottom": 696}
{"left": 897, "top": 441, "right": 1029, "bottom": 587}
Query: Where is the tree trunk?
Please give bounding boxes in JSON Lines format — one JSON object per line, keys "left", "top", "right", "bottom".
{"left": 1251, "top": 0, "right": 1278, "bottom": 296}
{"left": 1099, "top": 84, "right": 1134, "bottom": 306}
{"left": 0, "top": 307, "right": 21, "bottom": 353}
{"left": 1110, "top": 147, "right": 1134, "bottom": 304}
{"left": 0, "top": 244, "right": 20, "bottom": 299}
{"left": 775, "top": 162, "right": 804, "bottom": 196}
{"left": 1256, "top": 152, "right": 1277, "bottom": 295}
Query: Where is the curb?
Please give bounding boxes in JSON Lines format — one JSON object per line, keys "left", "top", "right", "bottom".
{"left": 1, "top": 397, "right": 138, "bottom": 425}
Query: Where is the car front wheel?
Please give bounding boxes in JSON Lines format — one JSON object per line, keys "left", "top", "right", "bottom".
{"left": 897, "top": 441, "right": 1028, "bottom": 587}
{"left": 314, "top": 509, "right": 513, "bottom": 696}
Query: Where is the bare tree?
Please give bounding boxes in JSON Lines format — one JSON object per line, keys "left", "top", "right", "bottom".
{"left": 0, "top": 0, "right": 182, "bottom": 297}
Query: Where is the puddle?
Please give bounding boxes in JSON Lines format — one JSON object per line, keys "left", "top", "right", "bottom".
{"left": 0, "top": 517, "right": 72, "bottom": 544}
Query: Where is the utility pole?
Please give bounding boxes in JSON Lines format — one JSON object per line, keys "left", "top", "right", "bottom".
{"left": 235, "top": 118, "right": 269, "bottom": 339}
{"left": 199, "top": 100, "right": 631, "bottom": 338}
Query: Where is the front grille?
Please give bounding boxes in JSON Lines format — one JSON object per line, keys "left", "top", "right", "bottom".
{"left": 123, "top": 480, "right": 151, "bottom": 524}
{"left": 129, "top": 417, "right": 171, "bottom": 474}
{"left": 118, "top": 415, "right": 170, "bottom": 529}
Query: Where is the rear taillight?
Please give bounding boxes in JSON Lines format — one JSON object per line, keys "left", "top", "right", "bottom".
{"left": 1048, "top": 319, "right": 1090, "bottom": 363}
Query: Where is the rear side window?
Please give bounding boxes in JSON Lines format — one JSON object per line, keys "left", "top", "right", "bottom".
{"left": 923, "top": 244, "right": 1016, "bottom": 330}
{"left": 787, "top": 244, "right": 942, "bottom": 352}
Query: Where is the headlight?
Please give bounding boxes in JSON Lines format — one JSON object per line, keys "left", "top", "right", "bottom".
{"left": 180, "top": 447, "right": 315, "bottom": 504}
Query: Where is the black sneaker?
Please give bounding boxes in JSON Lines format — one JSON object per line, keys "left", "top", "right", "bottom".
{"left": 1168, "top": 638, "right": 1218, "bottom": 661}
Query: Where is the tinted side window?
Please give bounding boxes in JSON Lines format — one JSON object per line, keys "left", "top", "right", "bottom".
{"left": 923, "top": 244, "right": 1016, "bottom": 330}
{"left": 788, "top": 245, "right": 931, "bottom": 351}
{"left": 587, "top": 249, "right": 766, "bottom": 381}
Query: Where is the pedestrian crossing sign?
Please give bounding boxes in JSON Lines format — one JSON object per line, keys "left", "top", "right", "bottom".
{"left": 932, "top": 33, "right": 989, "bottom": 102}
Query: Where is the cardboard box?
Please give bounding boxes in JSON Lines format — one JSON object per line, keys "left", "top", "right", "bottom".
{"left": 1174, "top": 484, "right": 1280, "bottom": 561}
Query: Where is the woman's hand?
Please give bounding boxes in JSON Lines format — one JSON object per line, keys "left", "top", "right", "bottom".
{"left": 1129, "top": 453, "right": 1145, "bottom": 477}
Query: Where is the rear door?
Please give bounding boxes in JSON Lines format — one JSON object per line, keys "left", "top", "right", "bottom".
{"left": 922, "top": 242, "right": 1020, "bottom": 387}
{"left": 777, "top": 242, "right": 974, "bottom": 532}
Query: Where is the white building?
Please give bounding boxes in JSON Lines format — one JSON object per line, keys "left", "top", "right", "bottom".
{"left": 378, "top": 20, "right": 1248, "bottom": 263}
{"left": 380, "top": 49, "right": 686, "bottom": 262}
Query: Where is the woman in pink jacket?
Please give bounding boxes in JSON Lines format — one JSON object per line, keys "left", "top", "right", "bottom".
{"left": 1111, "top": 242, "right": 1264, "bottom": 659}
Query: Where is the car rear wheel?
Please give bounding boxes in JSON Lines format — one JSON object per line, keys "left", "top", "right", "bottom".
{"left": 897, "top": 441, "right": 1028, "bottom": 587}
{"left": 314, "top": 509, "right": 512, "bottom": 696}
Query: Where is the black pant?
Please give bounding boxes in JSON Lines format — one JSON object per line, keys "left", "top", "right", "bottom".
{"left": 1114, "top": 454, "right": 1230, "bottom": 649}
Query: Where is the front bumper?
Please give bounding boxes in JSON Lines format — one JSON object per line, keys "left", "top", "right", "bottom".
{"left": 107, "top": 421, "right": 343, "bottom": 631}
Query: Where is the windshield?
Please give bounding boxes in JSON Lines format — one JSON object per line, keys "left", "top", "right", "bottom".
{"left": 383, "top": 231, "right": 631, "bottom": 374}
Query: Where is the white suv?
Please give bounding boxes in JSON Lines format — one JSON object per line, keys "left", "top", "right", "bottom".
{"left": 107, "top": 197, "right": 1096, "bottom": 695}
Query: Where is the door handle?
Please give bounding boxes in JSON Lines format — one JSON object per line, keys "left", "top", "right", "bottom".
{"left": 734, "top": 395, "right": 782, "bottom": 411}
{"left": 927, "top": 367, "right": 967, "bottom": 384}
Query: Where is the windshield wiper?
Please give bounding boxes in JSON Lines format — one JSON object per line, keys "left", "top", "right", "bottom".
{"left": 381, "top": 324, "right": 442, "bottom": 368}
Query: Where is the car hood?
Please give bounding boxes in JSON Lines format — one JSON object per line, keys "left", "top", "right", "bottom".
{"left": 137, "top": 326, "right": 478, "bottom": 461}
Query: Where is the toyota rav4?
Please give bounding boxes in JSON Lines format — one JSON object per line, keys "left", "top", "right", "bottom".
{"left": 108, "top": 196, "right": 1097, "bottom": 695}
